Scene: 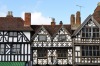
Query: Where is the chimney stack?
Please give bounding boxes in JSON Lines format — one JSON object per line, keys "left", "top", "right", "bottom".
{"left": 24, "top": 13, "right": 31, "bottom": 26}
{"left": 70, "top": 11, "right": 81, "bottom": 30}
{"left": 51, "top": 18, "right": 56, "bottom": 27}
{"left": 70, "top": 14, "right": 75, "bottom": 30}
{"left": 76, "top": 11, "right": 81, "bottom": 26}
{"left": 6, "top": 11, "right": 13, "bottom": 17}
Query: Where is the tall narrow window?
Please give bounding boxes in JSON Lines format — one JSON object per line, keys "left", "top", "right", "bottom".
{"left": 0, "top": 44, "right": 4, "bottom": 54}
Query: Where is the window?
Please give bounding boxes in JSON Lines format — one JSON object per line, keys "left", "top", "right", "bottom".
{"left": 58, "top": 35, "right": 66, "bottom": 42}
{"left": 12, "top": 44, "right": 20, "bottom": 54}
{"left": 38, "top": 49, "right": 47, "bottom": 58}
{"left": 38, "top": 35, "right": 47, "bottom": 41}
{"left": 82, "top": 27, "right": 99, "bottom": 38}
{"left": 82, "top": 46, "right": 99, "bottom": 56}
{"left": 9, "top": 32, "right": 17, "bottom": 37}
{"left": 57, "top": 49, "right": 67, "bottom": 58}
{"left": 0, "top": 44, "right": 4, "bottom": 54}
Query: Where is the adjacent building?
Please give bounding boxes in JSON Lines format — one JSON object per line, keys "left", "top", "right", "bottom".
{"left": 0, "top": 11, "right": 33, "bottom": 66}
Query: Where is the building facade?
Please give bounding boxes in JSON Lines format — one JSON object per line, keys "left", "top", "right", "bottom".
{"left": 0, "top": 2, "right": 100, "bottom": 66}
{"left": 0, "top": 12, "right": 33, "bottom": 66}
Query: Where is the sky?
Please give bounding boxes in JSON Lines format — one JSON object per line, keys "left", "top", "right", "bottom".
{"left": 0, "top": 0, "right": 100, "bottom": 25}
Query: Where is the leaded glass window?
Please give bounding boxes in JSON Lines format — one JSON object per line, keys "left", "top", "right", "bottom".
{"left": 9, "top": 32, "right": 17, "bottom": 37}
{"left": 82, "top": 46, "right": 99, "bottom": 56}
{"left": 38, "top": 49, "right": 47, "bottom": 58}
{"left": 57, "top": 49, "right": 67, "bottom": 58}
{"left": 38, "top": 35, "right": 47, "bottom": 41}
{"left": 58, "top": 35, "right": 66, "bottom": 42}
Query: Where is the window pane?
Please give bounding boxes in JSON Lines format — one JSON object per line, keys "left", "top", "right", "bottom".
{"left": 12, "top": 44, "right": 20, "bottom": 54}
{"left": 1, "top": 44, "right": 4, "bottom": 48}
{"left": 57, "top": 49, "right": 67, "bottom": 58}
{"left": 58, "top": 35, "right": 66, "bottom": 42}
{"left": 38, "top": 49, "right": 47, "bottom": 58}
{"left": 97, "top": 51, "right": 99, "bottom": 56}
{"left": 9, "top": 32, "right": 13, "bottom": 36}
{"left": 89, "top": 51, "right": 92, "bottom": 56}
{"left": 82, "top": 33, "right": 85, "bottom": 37}
{"left": 93, "top": 51, "right": 96, "bottom": 56}
{"left": 9, "top": 32, "right": 17, "bottom": 37}
{"left": 0, "top": 49, "right": 4, "bottom": 54}
{"left": 39, "top": 35, "right": 46, "bottom": 41}
{"left": 13, "top": 32, "right": 17, "bottom": 36}
{"left": 86, "top": 33, "right": 88, "bottom": 37}
{"left": 82, "top": 28, "right": 85, "bottom": 32}
{"left": 82, "top": 50, "right": 85, "bottom": 56}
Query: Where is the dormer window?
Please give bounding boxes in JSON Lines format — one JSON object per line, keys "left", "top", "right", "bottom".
{"left": 58, "top": 34, "right": 66, "bottom": 42}
{"left": 38, "top": 35, "right": 47, "bottom": 41}
{"left": 9, "top": 32, "right": 17, "bottom": 37}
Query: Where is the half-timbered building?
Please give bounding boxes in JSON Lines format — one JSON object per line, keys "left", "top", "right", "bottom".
{"left": 72, "top": 3, "right": 100, "bottom": 66}
{"left": 1, "top": 2, "right": 100, "bottom": 66}
{"left": 31, "top": 19, "right": 73, "bottom": 66}
{"left": 0, "top": 11, "right": 33, "bottom": 66}
{"left": 31, "top": 2, "right": 100, "bottom": 66}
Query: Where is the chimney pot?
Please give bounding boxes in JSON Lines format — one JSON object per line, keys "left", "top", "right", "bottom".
{"left": 71, "top": 14, "right": 77, "bottom": 30}
{"left": 59, "top": 21, "right": 63, "bottom": 25}
{"left": 76, "top": 11, "right": 81, "bottom": 25}
{"left": 51, "top": 18, "right": 56, "bottom": 27}
{"left": 6, "top": 11, "right": 13, "bottom": 17}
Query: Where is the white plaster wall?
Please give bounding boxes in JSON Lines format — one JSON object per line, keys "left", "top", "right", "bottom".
{"left": 23, "top": 32, "right": 30, "bottom": 40}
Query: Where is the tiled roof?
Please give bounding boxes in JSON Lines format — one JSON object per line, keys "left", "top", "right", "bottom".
{"left": 63, "top": 25, "right": 72, "bottom": 34}
{"left": 0, "top": 17, "right": 33, "bottom": 31}
{"left": 93, "top": 5, "right": 100, "bottom": 24}
{"left": 31, "top": 25, "right": 71, "bottom": 36}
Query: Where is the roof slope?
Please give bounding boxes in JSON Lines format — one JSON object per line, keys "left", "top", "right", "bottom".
{"left": 31, "top": 25, "right": 71, "bottom": 36}
{"left": 93, "top": 5, "right": 100, "bottom": 24}
{"left": 0, "top": 17, "right": 33, "bottom": 31}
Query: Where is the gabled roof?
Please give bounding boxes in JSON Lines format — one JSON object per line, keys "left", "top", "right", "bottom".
{"left": 63, "top": 25, "right": 72, "bottom": 34}
{"left": 72, "top": 15, "right": 100, "bottom": 36}
{"left": 43, "top": 25, "right": 62, "bottom": 36}
{"left": 31, "top": 24, "right": 71, "bottom": 37}
{"left": 0, "top": 17, "right": 33, "bottom": 31}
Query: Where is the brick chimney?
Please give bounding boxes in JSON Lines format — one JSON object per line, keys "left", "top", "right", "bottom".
{"left": 70, "top": 14, "right": 75, "bottom": 30}
{"left": 76, "top": 11, "right": 81, "bottom": 26}
{"left": 6, "top": 11, "right": 13, "bottom": 17}
{"left": 24, "top": 13, "right": 31, "bottom": 26}
{"left": 51, "top": 18, "right": 56, "bottom": 27}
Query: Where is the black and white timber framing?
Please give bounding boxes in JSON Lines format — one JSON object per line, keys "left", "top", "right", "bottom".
{"left": 31, "top": 26, "right": 73, "bottom": 65}
{"left": 1, "top": 3, "right": 100, "bottom": 66}
{"left": 0, "top": 31, "right": 31, "bottom": 64}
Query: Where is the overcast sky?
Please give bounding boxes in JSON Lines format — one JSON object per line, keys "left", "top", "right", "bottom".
{"left": 0, "top": 0, "right": 100, "bottom": 25}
